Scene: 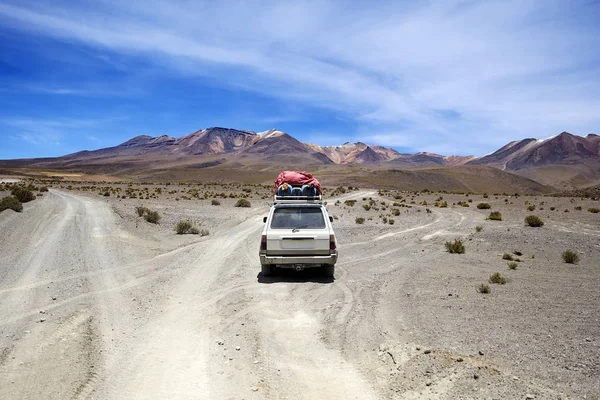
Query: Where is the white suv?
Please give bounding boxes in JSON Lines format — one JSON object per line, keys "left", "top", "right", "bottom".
{"left": 259, "top": 197, "right": 338, "bottom": 277}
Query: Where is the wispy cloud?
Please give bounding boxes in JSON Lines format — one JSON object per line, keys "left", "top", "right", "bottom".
{"left": 0, "top": 0, "right": 599, "bottom": 155}
{"left": 0, "top": 116, "right": 128, "bottom": 156}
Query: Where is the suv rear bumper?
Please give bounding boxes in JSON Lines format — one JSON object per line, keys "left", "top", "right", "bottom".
{"left": 260, "top": 251, "right": 337, "bottom": 266}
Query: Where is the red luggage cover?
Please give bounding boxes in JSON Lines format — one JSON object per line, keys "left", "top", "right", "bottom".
{"left": 274, "top": 171, "right": 322, "bottom": 194}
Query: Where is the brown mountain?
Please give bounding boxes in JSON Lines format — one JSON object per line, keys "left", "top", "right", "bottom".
{"left": 241, "top": 130, "right": 333, "bottom": 164}
{"left": 174, "top": 127, "right": 256, "bottom": 155}
{"left": 467, "top": 132, "right": 600, "bottom": 188}
{"left": 507, "top": 132, "right": 598, "bottom": 169}
{"left": 306, "top": 142, "right": 401, "bottom": 164}
{"left": 470, "top": 132, "right": 599, "bottom": 171}
{"left": 390, "top": 152, "right": 476, "bottom": 167}
{"left": 353, "top": 146, "right": 385, "bottom": 164}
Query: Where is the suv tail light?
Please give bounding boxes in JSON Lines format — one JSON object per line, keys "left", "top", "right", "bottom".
{"left": 329, "top": 234, "right": 336, "bottom": 250}
{"left": 260, "top": 234, "right": 267, "bottom": 251}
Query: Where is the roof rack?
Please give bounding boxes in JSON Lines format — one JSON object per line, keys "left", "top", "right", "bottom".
{"left": 273, "top": 194, "right": 323, "bottom": 204}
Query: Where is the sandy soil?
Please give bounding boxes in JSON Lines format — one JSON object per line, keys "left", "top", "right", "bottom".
{"left": 0, "top": 183, "right": 598, "bottom": 399}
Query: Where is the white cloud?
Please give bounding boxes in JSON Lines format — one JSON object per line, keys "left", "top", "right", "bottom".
{"left": 0, "top": 0, "right": 599, "bottom": 154}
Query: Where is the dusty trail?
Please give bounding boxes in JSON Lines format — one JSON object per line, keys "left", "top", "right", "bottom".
{"left": 0, "top": 190, "right": 140, "bottom": 399}
{"left": 0, "top": 189, "right": 466, "bottom": 399}
{"left": 3, "top": 189, "right": 579, "bottom": 399}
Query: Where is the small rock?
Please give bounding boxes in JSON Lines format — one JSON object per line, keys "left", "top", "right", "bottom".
{"left": 216, "top": 339, "right": 225, "bottom": 346}
{"left": 526, "top": 395, "right": 535, "bottom": 399}
{"left": 416, "top": 346, "right": 421, "bottom": 351}
{"left": 456, "top": 357, "right": 463, "bottom": 362}
{"left": 228, "top": 357, "right": 233, "bottom": 361}
{"left": 513, "top": 376, "right": 520, "bottom": 380}
{"left": 235, "top": 346, "right": 241, "bottom": 351}
{"left": 253, "top": 360, "right": 259, "bottom": 364}
{"left": 51, "top": 296, "right": 57, "bottom": 301}
{"left": 250, "top": 386, "right": 259, "bottom": 392}
{"left": 585, "top": 338, "right": 592, "bottom": 342}
{"left": 424, "top": 349, "right": 431, "bottom": 354}
{"left": 473, "top": 374, "right": 479, "bottom": 379}
{"left": 426, "top": 381, "right": 432, "bottom": 386}
{"left": 478, "top": 350, "right": 484, "bottom": 356}
{"left": 39, "top": 310, "right": 46, "bottom": 314}
{"left": 38, "top": 319, "right": 46, "bottom": 323}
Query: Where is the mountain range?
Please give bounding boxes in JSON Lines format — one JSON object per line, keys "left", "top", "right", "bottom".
{"left": 60, "top": 127, "right": 483, "bottom": 166}
{"left": 1, "top": 127, "right": 598, "bottom": 190}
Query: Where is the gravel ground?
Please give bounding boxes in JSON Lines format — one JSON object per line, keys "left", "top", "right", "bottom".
{"left": 0, "top": 182, "right": 598, "bottom": 399}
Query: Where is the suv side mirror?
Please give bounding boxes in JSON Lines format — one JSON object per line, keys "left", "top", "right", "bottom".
{"left": 329, "top": 216, "right": 333, "bottom": 223}
{"left": 263, "top": 217, "right": 267, "bottom": 223}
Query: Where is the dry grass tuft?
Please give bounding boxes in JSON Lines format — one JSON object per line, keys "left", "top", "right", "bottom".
{"left": 562, "top": 250, "right": 580, "bottom": 264}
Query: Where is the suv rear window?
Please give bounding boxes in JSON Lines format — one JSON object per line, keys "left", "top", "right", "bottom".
{"left": 270, "top": 207, "right": 326, "bottom": 229}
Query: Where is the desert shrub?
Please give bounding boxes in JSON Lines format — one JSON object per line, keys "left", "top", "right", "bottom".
{"left": 11, "top": 187, "right": 36, "bottom": 203}
{"left": 513, "top": 250, "right": 523, "bottom": 256}
{"left": 445, "top": 239, "right": 465, "bottom": 254}
{"left": 588, "top": 208, "right": 599, "bottom": 213}
{"left": 574, "top": 206, "right": 582, "bottom": 211}
{"left": 562, "top": 250, "right": 580, "bottom": 264}
{"left": 477, "top": 203, "right": 491, "bottom": 209}
{"left": 0, "top": 196, "right": 23, "bottom": 213}
{"left": 39, "top": 186, "right": 49, "bottom": 192}
{"left": 235, "top": 199, "right": 251, "bottom": 208}
{"left": 144, "top": 210, "right": 161, "bottom": 224}
{"left": 527, "top": 205, "right": 536, "bottom": 211}
{"left": 200, "top": 229, "right": 210, "bottom": 236}
{"left": 508, "top": 261, "right": 518, "bottom": 270}
{"left": 175, "top": 220, "right": 193, "bottom": 234}
{"left": 502, "top": 253, "right": 514, "bottom": 260}
{"left": 211, "top": 199, "right": 221, "bottom": 206}
{"left": 362, "top": 204, "right": 371, "bottom": 211}
{"left": 488, "top": 211, "right": 502, "bottom": 221}
{"left": 525, "top": 215, "right": 544, "bottom": 227}
{"left": 389, "top": 219, "right": 395, "bottom": 225}
{"left": 103, "top": 191, "right": 110, "bottom": 197}
{"left": 344, "top": 200, "right": 357, "bottom": 207}
{"left": 489, "top": 272, "right": 507, "bottom": 284}
{"left": 135, "top": 206, "right": 149, "bottom": 217}
{"left": 355, "top": 217, "right": 365, "bottom": 224}
{"left": 478, "top": 284, "right": 491, "bottom": 294}
{"left": 475, "top": 226, "right": 483, "bottom": 232}
{"left": 189, "top": 227, "right": 200, "bottom": 235}
{"left": 550, "top": 207, "right": 556, "bottom": 211}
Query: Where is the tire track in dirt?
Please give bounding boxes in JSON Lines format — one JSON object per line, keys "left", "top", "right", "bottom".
{"left": 0, "top": 190, "right": 141, "bottom": 400}
{"left": 101, "top": 215, "right": 265, "bottom": 400}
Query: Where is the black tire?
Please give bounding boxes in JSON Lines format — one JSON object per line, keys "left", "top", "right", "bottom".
{"left": 323, "top": 264, "right": 335, "bottom": 277}
{"left": 261, "top": 263, "right": 273, "bottom": 276}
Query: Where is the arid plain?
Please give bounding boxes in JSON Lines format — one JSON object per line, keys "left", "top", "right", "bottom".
{"left": 0, "top": 179, "right": 598, "bottom": 399}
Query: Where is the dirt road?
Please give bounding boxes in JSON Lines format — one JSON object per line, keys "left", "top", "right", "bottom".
{"left": 1, "top": 189, "right": 598, "bottom": 399}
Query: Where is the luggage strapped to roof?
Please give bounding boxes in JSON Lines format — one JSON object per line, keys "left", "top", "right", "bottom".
{"left": 273, "top": 171, "right": 323, "bottom": 204}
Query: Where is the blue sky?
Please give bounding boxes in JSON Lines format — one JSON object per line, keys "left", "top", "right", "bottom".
{"left": 1, "top": 0, "right": 599, "bottom": 159}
